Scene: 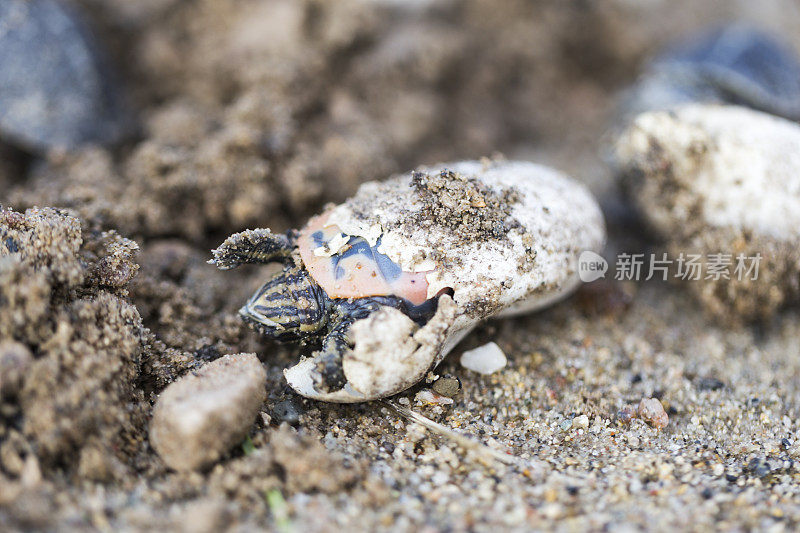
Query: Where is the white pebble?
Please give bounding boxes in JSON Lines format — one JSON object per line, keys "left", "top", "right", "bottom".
{"left": 414, "top": 389, "right": 454, "bottom": 405}
{"left": 459, "top": 342, "right": 507, "bottom": 374}
{"left": 573, "top": 414, "right": 590, "bottom": 429}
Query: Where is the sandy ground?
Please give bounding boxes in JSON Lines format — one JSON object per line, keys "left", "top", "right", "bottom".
{"left": 2, "top": 0, "right": 800, "bottom": 531}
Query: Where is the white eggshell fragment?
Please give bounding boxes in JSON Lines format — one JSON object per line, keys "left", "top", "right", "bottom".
{"left": 460, "top": 342, "right": 507, "bottom": 375}
{"left": 285, "top": 159, "right": 606, "bottom": 401}
{"left": 614, "top": 104, "right": 800, "bottom": 321}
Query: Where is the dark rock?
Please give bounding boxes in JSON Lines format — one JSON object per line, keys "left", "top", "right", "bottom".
{"left": 272, "top": 398, "right": 303, "bottom": 426}
{"left": 0, "top": 0, "right": 132, "bottom": 152}
{"left": 622, "top": 24, "right": 800, "bottom": 122}
{"left": 697, "top": 377, "right": 725, "bottom": 391}
{"left": 615, "top": 404, "right": 637, "bottom": 425}
{"left": 745, "top": 457, "right": 772, "bottom": 478}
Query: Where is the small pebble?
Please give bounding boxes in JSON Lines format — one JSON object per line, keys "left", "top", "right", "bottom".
{"left": 460, "top": 342, "right": 507, "bottom": 375}
{"left": 0, "top": 340, "right": 32, "bottom": 398}
{"left": 150, "top": 353, "right": 267, "bottom": 471}
{"left": 431, "top": 375, "right": 461, "bottom": 398}
{"left": 745, "top": 457, "right": 772, "bottom": 478}
{"left": 615, "top": 404, "right": 637, "bottom": 424}
{"left": 272, "top": 397, "right": 303, "bottom": 426}
{"left": 697, "top": 377, "right": 725, "bottom": 391}
{"left": 573, "top": 414, "right": 590, "bottom": 430}
{"left": 414, "top": 389, "right": 453, "bottom": 405}
{"left": 638, "top": 398, "right": 669, "bottom": 429}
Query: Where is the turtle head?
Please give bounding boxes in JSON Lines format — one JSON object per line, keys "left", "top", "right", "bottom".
{"left": 239, "top": 263, "right": 327, "bottom": 342}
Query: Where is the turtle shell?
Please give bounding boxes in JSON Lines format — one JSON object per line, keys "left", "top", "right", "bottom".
{"left": 297, "top": 214, "right": 432, "bottom": 306}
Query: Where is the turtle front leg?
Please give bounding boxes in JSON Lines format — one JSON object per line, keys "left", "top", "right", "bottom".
{"left": 209, "top": 228, "right": 297, "bottom": 270}
{"left": 312, "top": 318, "right": 354, "bottom": 393}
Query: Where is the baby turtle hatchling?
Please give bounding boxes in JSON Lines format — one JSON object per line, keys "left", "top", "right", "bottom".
{"left": 211, "top": 160, "right": 605, "bottom": 402}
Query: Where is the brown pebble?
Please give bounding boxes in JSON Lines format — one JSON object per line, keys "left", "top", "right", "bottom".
{"left": 150, "top": 353, "right": 267, "bottom": 471}
{"left": 431, "top": 375, "right": 461, "bottom": 398}
{"left": 638, "top": 398, "right": 669, "bottom": 429}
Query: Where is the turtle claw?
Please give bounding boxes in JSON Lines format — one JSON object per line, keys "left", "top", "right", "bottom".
{"left": 210, "top": 228, "right": 296, "bottom": 270}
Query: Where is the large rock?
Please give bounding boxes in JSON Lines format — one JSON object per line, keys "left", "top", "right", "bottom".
{"left": 150, "top": 353, "right": 267, "bottom": 471}
{"left": 614, "top": 104, "right": 800, "bottom": 322}
{"left": 0, "top": 0, "right": 131, "bottom": 152}
{"left": 620, "top": 25, "right": 800, "bottom": 122}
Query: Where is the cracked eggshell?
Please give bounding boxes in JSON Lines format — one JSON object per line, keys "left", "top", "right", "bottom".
{"left": 327, "top": 160, "right": 605, "bottom": 325}
{"left": 614, "top": 104, "right": 800, "bottom": 321}
{"left": 285, "top": 296, "right": 457, "bottom": 402}
{"left": 286, "top": 159, "right": 606, "bottom": 401}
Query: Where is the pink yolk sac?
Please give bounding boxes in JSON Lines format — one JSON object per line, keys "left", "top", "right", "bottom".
{"left": 298, "top": 214, "right": 432, "bottom": 306}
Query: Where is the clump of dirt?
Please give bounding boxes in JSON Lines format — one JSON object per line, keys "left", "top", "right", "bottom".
{"left": 0, "top": 206, "right": 142, "bottom": 477}
{"left": 409, "top": 167, "right": 520, "bottom": 243}
{"left": 204, "top": 424, "right": 366, "bottom": 500}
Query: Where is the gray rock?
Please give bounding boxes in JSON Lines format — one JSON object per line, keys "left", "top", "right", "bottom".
{"left": 622, "top": 25, "right": 800, "bottom": 122}
{"left": 150, "top": 353, "right": 267, "bottom": 471}
{"left": 0, "top": 0, "right": 131, "bottom": 152}
{"left": 431, "top": 375, "right": 461, "bottom": 398}
{"left": 272, "top": 398, "right": 303, "bottom": 426}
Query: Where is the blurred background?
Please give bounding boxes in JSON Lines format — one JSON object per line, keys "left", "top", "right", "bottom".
{"left": 5, "top": 0, "right": 800, "bottom": 242}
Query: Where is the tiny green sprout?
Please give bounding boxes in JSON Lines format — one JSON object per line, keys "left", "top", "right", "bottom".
{"left": 265, "top": 489, "right": 292, "bottom": 533}
{"left": 242, "top": 435, "right": 255, "bottom": 455}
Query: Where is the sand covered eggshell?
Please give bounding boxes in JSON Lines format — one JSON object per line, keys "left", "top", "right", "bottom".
{"left": 614, "top": 104, "right": 800, "bottom": 322}
{"left": 285, "top": 160, "right": 606, "bottom": 401}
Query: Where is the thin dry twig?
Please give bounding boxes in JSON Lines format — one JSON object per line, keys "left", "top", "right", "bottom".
{"left": 381, "top": 399, "right": 518, "bottom": 466}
